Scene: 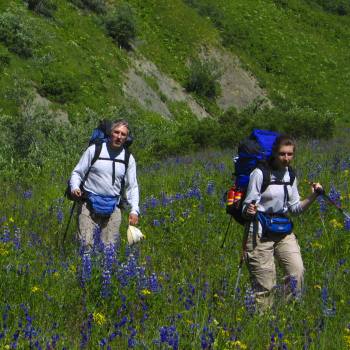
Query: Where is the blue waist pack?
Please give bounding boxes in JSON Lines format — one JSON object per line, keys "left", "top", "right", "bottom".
{"left": 257, "top": 212, "right": 293, "bottom": 235}
{"left": 86, "top": 192, "right": 120, "bottom": 216}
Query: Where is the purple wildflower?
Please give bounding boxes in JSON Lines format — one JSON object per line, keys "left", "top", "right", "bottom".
{"left": 244, "top": 287, "right": 256, "bottom": 314}
{"left": 81, "top": 252, "right": 92, "bottom": 287}
{"left": 23, "top": 190, "right": 32, "bottom": 199}
{"left": 56, "top": 208, "right": 64, "bottom": 224}
{"left": 206, "top": 181, "right": 215, "bottom": 195}
{"left": 159, "top": 325, "right": 179, "bottom": 350}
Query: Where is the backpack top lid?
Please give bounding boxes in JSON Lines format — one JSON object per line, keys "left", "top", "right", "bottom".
{"left": 251, "top": 129, "right": 279, "bottom": 159}
{"left": 234, "top": 129, "right": 280, "bottom": 188}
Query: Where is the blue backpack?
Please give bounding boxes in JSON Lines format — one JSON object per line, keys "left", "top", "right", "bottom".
{"left": 226, "top": 129, "right": 295, "bottom": 225}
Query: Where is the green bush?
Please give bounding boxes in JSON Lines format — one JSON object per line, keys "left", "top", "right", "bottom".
{"left": 69, "top": 0, "right": 107, "bottom": 14}
{"left": 0, "top": 11, "right": 36, "bottom": 58}
{"left": 25, "top": 0, "right": 57, "bottom": 18}
{"left": 39, "top": 71, "right": 79, "bottom": 103}
{"left": 0, "top": 53, "right": 10, "bottom": 73}
{"left": 105, "top": 4, "right": 136, "bottom": 50}
{"left": 185, "top": 58, "right": 221, "bottom": 99}
{"left": 306, "top": 0, "right": 350, "bottom": 15}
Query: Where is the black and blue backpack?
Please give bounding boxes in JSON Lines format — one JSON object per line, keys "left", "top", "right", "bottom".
{"left": 65, "top": 119, "right": 133, "bottom": 201}
{"left": 226, "top": 129, "right": 295, "bottom": 225}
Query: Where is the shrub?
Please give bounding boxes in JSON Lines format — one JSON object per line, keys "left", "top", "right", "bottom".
{"left": 39, "top": 71, "right": 79, "bottom": 104}
{"left": 105, "top": 4, "right": 136, "bottom": 50}
{"left": 305, "top": 0, "right": 350, "bottom": 15}
{"left": 0, "top": 53, "right": 10, "bottom": 73}
{"left": 0, "top": 11, "right": 36, "bottom": 58}
{"left": 25, "top": 0, "right": 57, "bottom": 18}
{"left": 70, "top": 0, "right": 106, "bottom": 14}
{"left": 185, "top": 58, "right": 221, "bottom": 99}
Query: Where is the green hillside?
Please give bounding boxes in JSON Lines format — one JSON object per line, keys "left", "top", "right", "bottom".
{"left": 1, "top": 0, "right": 350, "bottom": 181}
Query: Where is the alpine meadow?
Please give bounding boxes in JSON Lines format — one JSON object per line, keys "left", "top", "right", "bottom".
{"left": 0, "top": 0, "right": 350, "bottom": 349}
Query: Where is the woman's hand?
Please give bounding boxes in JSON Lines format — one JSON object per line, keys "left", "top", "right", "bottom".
{"left": 129, "top": 213, "right": 139, "bottom": 225}
{"left": 311, "top": 182, "right": 323, "bottom": 195}
{"left": 245, "top": 202, "right": 257, "bottom": 219}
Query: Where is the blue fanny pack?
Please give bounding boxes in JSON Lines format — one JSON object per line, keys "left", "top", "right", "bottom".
{"left": 257, "top": 212, "right": 293, "bottom": 235}
{"left": 86, "top": 192, "right": 120, "bottom": 216}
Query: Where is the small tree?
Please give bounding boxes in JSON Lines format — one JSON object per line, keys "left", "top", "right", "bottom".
{"left": 26, "top": 0, "right": 57, "bottom": 18}
{"left": 185, "top": 58, "right": 221, "bottom": 99}
{"left": 105, "top": 4, "right": 136, "bottom": 50}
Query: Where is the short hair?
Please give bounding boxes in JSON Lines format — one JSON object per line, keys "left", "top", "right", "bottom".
{"left": 272, "top": 134, "right": 296, "bottom": 155}
{"left": 110, "top": 119, "right": 129, "bottom": 135}
{"left": 269, "top": 134, "right": 296, "bottom": 168}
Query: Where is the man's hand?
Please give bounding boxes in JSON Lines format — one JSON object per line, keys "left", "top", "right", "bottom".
{"left": 129, "top": 213, "right": 139, "bottom": 225}
{"left": 71, "top": 188, "right": 82, "bottom": 199}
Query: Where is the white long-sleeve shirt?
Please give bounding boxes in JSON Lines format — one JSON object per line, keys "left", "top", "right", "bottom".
{"left": 242, "top": 167, "right": 302, "bottom": 235}
{"left": 70, "top": 143, "right": 139, "bottom": 215}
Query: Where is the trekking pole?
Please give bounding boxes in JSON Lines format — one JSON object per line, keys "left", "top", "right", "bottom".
{"left": 317, "top": 189, "right": 350, "bottom": 221}
{"left": 233, "top": 256, "right": 244, "bottom": 300}
{"left": 221, "top": 216, "right": 233, "bottom": 248}
{"left": 308, "top": 182, "right": 350, "bottom": 221}
{"left": 62, "top": 201, "right": 76, "bottom": 251}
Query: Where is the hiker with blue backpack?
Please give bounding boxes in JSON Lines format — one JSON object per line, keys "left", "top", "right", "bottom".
{"left": 242, "top": 134, "right": 322, "bottom": 310}
{"left": 226, "top": 130, "right": 323, "bottom": 311}
{"left": 69, "top": 119, "right": 139, "bottom": 249}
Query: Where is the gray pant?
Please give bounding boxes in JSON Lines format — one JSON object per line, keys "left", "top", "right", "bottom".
{"left": 77, "top": 202, "right": 122, "bottom": 248}
{"left": 245, "top": 228, "right": 304, "bottom": 310}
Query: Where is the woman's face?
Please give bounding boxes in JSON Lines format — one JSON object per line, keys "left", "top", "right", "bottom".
{"left": 275, "top": 144, "right": 294, "bottom": 169}
{"left": 110, "top": 125, "right": 128, "bottom": 149}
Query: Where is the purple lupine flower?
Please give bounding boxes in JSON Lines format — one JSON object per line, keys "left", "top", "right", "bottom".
{"left": 321, "top": 286, "right": 336, "bottom": 316}
{"left": 101, "top": 244, "right": 115, "bottom": 298}
{"left": 244, "top": 287, "right": 256, "bottom": 314}
{"left": 169, "top": 210, "right": 176, "bottom": 223}
{"left": 329, "top": 186, "right": 341, "bottom": 207}
{"left": 200, "top": 326, "right": 214, "bottom": 349}
{"left": 149, "top": 273, "right": 160, "bottom": 292}
{"left": 99, "top": 338, "right": 107, "bottom": 347}
{"left": 161, "top": 193, "right": 170, "bottom": 207}
{"left": 206, "top": 181, "right": 215, "bottom": 195}
{"left": 317, "top": 196, "right": 327, "bottom": 214}
{"left": 13, "top": 226, "right": 21, "bottom": 250}
{"left": 344, "top": 217, "right": 350, "bottom": 231}
{"left": 153, "top": 219, "right": 161, "bottom": 227}
{"left": 81, "top": 252, "right": 92, "bottom": 287}
{"left": 159, "top": 326, "right": 179, "bottom": 350}
{"left": 288, "top": 275, "right": 299, "bottom": 298}
{"left": 80, "top": 313, "right": 93, "bottom": 349}
{"left": 128, "top": 327, "right": 137, "bottom": 348}
{"left": 57, "top": 208, "right": 64, "bottom": 224}
{"left": 93, "top": 226, "right": 103, "bottom": 252}
{"left": 150, "top": 197, "right": 159, "bottom": 208}
{"left": 338, "top": 258, "right": 346, "bottom": 266}
{"left": 182, "top": 209, "right": 190, "bottom": 219}
{"left": 23, "top": 190, "right": 32, "bottom": 199}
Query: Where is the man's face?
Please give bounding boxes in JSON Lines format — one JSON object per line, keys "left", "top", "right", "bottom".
{"left": 110, "top": 125, "right": 128, "bottom": 149}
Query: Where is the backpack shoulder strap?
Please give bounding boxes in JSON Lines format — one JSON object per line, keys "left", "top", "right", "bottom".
{"left": 288, "top": 166, "right": 296, "bottom": 186}
{"left": 256, "top": 163, "right": 271, "bottom": 194}
{"left": 81, "top": 143, "right": 103, "bottom": 187}
{"left": 124, "top": 148, "right": 130, "bottom": 173}
{"left": 91, "top": 143, "right": 103, "bottom": 166}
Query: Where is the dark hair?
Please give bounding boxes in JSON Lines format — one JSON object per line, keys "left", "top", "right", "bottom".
{"left": 269, "top": 134, "right": 296, "bottom": 168}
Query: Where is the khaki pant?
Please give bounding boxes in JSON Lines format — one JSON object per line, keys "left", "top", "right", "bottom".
{"left": 77, "top": 202, "right": 122, "bottom": 249}
{"left": 245, "top": 227, "right": 304, "bottom": 311}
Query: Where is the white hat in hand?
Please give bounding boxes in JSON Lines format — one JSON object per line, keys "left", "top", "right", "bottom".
{"left": 127, "top": 225, "right": 145, "bottom": 245}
